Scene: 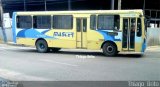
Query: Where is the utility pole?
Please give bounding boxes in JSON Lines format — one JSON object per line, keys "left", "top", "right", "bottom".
{"left": 0, "top": 0, "right": 7, "bottom": 43}
{"left": 143, "top": 0, "right": 145, "bottom": 10}
{"left": 24, "top": 0, "right": 26, "bottom": 11}
{"left": 118, "top": 0, "right": 121, "bottom": 10}
{"left": 143, "top": 0, "right": 145, "bottom": 15}
{"left": 111, "top": 0, "right": 115, "bottom": 10}
{"left": 68, "top": 0, "right": 71, "bottom": 10}
{"left": 44, "top": 0, "right": 47, "bottom": 11}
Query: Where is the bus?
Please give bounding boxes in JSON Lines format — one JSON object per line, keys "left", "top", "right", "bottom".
{"left": 12, "top": 10, "right": 147, "bottom": 56}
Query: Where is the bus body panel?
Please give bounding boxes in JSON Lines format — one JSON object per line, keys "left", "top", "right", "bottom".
{"left": 94, "top": 30, "right": 122, "bottom": 51}
{"left": 46, "top": 29, "right": 76, "bottom": 49}
{"left": 87, "top": 30, "right": 104, "bottom": 50}
{"left": 12, "top": 10, "right": 146, "bottom": 54}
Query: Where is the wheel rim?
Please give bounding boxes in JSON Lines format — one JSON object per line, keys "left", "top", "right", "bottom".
{"left": 39, "top": 43, "right": 45, "bottom": 49}
{"left": 107, "top": 46, "right": 113, "bottom": 53}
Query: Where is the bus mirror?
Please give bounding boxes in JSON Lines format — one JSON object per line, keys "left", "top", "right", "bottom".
{"left": 145, "top": 16, "right": 151, "bottom": 28}
{"left": 139, "top": 15, "right": 143, "bottom": 17}
{"left": 146, "top": 20, "right": 150, "bottom": 27}
{"left": 145, "top": 18, "right": 150, "bottom": 27}
{"left": 145, "top": 20, "right": 150, "bottom": 32}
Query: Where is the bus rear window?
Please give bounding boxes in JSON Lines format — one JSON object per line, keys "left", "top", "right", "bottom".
{"left": 17, "top": 16, "right": 32, "bottom": 29}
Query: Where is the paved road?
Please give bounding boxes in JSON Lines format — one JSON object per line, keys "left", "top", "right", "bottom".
{"left": 0, "top": 77, "right": 6, "bottom": 81}
{"left": 0, "top": 44, "right": 160, "bottom": 81}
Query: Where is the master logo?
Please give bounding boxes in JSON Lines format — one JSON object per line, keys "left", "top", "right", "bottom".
{"left": 54, "top": 32, "right": 74, "bottom": 37}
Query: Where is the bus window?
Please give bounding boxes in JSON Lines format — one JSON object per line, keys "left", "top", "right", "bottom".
{"left": 130, "top": 18, "right": 136, "bottom": 48}
{"left": 53, "top": 15, "right": 73, "bottom": 29}
{"left": 17, "top": 16, "right": 32, "bottom": 29}
{"left": 137, "top": 18, "right": 142, "bottom": 37}
{"left": 131, "top": 18, "right": 136, "bottom": 32}
{"left": 33, "top": 16, "right": 51, "bottom": 29}
{"left": 97, "top": 15, "right": 120, "bottom": 30}
{"left": 83, "top": 19, "right": 87, "bottom": 32}
{"left": 114, "top": 15, "right": 120, "bottom": 30}
{"left": 90, "top": 15, "right": 96, "bottom": 30}
{"left": 76, "top": 19, "right": 81, "bottom": 32}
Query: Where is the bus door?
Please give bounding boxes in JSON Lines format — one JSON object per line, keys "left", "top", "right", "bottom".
{"left": 76, "top": 18, "right": 87, "bottom": 48}
{"left": 122, "top": 18, "right": 136, "bottom": 51}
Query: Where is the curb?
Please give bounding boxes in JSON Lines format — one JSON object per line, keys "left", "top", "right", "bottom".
{"left": 146, "top": 46, "right": 160, "bottom": 51}
{"left": 6, "top": 42, "right": 35, "bottom": 48}
{"left": 6, "top": 42, "right": 27, "bottom": 47}
{"left": 147, "top": 46, "right": 160, "bottom": 48}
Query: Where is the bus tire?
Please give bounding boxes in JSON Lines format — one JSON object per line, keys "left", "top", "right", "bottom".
{"left": 51, "top": 48, "right": 61, "bottom": 52}
{"left": 102, "top": 42, "right": 117, "bottom": 56}
{"left": 36, "top": 40, "right": 48, "bottom": 53}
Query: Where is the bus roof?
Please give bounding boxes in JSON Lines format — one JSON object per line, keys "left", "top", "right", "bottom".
{"left": 14, "top": 9, "right": 144, "bottom": 15}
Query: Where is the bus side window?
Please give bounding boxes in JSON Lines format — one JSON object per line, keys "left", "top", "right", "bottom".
{"left": 137, "top": 18, "right": 142, "bottom": 37}
{"left": 16, "top": 16, "right": 20, "bottom": 28}
{"left": 33, "top": 16, "right": 51, "bottom": 29}
{"left": 114, "top": 15, "right": 120, "bottom": 30}
{"left": 83, "top": 19, "right": 87, "bottom": 32}
{"left": 98, "top": 15, "right": 114, "bottom": 30}
{"left": 97, "top": 15, "right": 119, "bottom": 30}
{"left": 33, "top": 16, "right": 37, "bottom": 28}
{"left": 90, "top": 15, "right": 96, "bottom": 30}
{"left": 16, "top": 16, "right": 32, "bottom": 29}
{"left": 76, "top": 19, "right": 81, "bottom": 32}
{"left": 53, "top": 15, "right": 73, "bottom": 29}
{"left": 131, "top": 18, "right": 136, "bottom": 32}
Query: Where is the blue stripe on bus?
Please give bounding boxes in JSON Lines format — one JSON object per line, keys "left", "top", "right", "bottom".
{"left": 17, "top": 29, "right": 54, "bottom": 39}
{"left": 41, "top": 30, "right": 50, "bottom": 34}
{"left": 96, "top": 30, "right": 121, "bottom": 41}
{"left": 141, "top": 39, "right": 147, "bottom": 52}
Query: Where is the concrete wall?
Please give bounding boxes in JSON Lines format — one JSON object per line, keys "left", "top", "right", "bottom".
{"left": 0, "top": 28, "right": 3, "bottom": 41}
{"left": 147, "top": 28, "right": 160, "bottom": 46}
{"left": 0, "top": 28, "right": 13, "bottom": 42}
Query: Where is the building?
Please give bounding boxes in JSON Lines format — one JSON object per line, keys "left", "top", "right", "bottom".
{"left": 0, "top": 0, "right": 160, "bottom": 42}
{"left": 1, "top": 0, "right": 160, "bottom": 18}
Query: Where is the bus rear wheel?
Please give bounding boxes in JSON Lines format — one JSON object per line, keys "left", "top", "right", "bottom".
{"left": 102, "top": 42, "right": 117, "bottom": 56}
{"left": 36, "top": 40, "right": 48, "bottom": 53}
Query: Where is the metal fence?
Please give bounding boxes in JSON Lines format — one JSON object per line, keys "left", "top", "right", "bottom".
{"left": 145, "top": 9, "right": 160, "bottom": 28}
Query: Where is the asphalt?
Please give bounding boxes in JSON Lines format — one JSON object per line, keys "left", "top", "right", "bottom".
{"left": 0, "top": 43, "right": 160, "bottom": 82}
{"left": 0, "top": 77, "right": 6, "bottom": 81}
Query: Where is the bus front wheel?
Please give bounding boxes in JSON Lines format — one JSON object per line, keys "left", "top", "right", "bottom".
{"left": 102, "top": 42, "right": 117, "bottom": 56}
{"left": 36, "top": 40, "right": 48, "bottom": 53}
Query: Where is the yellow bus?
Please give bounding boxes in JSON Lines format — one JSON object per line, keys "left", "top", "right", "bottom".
{"left": 12, "top": 10, "right": 147, "bottom": 56}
